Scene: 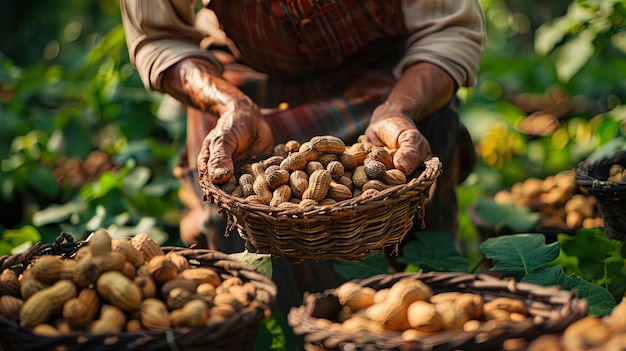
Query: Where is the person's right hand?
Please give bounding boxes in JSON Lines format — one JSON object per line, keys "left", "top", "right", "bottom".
{"left": 162, "top": 58, "right": 274, "bottom": 184}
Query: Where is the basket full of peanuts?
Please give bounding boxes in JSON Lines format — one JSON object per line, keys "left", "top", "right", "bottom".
{"left": 575, "top": 150, "right": 626, "bottom": 241}
{"left": 0, "top": 230, "right": 277, "bottom": 351}
{"left": 200, "top": 134, "right": 442, "bottom": 261}
{"left": 287, "top": 271, "right": 588, "bottom": 351}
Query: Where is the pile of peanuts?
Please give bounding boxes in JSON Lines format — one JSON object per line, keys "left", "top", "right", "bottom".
{"left": 217, "top": 135, "right": 409, "bottom": 208}
{"left": 492, "top": 170, "right": 604, "bottom": 229}
{"left": 0, "top": 230, "right": 259, "bottom": 335}
{"left": 317, "top": 279, "right": 537, "bottom": 350}
{"left": 608, "top": 163, "right": 626, "bottom": 183}
{"left": 527, "top": 297, "right": 626, "bottom": 351}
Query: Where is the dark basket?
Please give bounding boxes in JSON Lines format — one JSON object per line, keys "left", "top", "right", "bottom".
{"left": 575, "top": 151, "right": 626, "bottom": 241}
{"left": 200, "top": 157, "right": 442, "bottom": 261}
{"left": 287, "top": 271, "right": 588, "bottom": 351}
{"left": 0, "top": 234, "right": 277, "bottom": 351}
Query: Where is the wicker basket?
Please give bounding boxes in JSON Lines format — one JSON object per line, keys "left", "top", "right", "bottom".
{"left": 0, "top": 234, "right": 277, "bottom": 351}
{"left": 287, "top": 271, "right": 588, "bottom": 351}
{"left": 575, "top": 151, "right": 626, "bottom": 241}
{"left": 200, "top": 157, "right": 442, "bottom": 261}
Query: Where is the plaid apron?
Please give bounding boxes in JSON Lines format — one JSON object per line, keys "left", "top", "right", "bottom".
{"left": 175, "top": 0, "right": 476, "bottom": 312}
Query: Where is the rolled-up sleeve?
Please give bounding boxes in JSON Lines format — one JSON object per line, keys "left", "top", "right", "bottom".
{"left": 396, "top": 0, "right": 485, "bottom": 87}
{"left": 120, "top": 0, "right": 222, "bottom": 91}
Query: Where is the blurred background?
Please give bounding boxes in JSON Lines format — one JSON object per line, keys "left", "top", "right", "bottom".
{"left": 1, "top": 0, "right": 625, "bottom": 257}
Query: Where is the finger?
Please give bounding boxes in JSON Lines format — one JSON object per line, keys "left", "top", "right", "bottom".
{"left": 206, "top": 133, "right": 237, "bottom": 184}
{"left": 393, "top": 129, "right": 432, "bottom": 175}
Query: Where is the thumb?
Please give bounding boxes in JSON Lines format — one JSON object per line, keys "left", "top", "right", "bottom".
{"left": 198, "top": 132, "right": 237, "bottom": 185}
{"left": 393, "top": 129, "right": 432, "bottom": 176}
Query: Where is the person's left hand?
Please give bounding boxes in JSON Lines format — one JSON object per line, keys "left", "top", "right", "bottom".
{"left": 365, "top": 101, "right": 432, "bottom": 176}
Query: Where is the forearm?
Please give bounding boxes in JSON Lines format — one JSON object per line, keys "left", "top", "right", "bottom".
{"left": 161, "top": 58, "right": 249, "bottom": 114}
{"left": 386, "top": 62, "right": 456, "bottom": 121}
{"left": 120, "top": 0, "right": 222, "bottom": 91}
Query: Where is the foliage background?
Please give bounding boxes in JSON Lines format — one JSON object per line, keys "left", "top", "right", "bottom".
{"left": 1, "top": 0, "right": 626, "bottom": 346}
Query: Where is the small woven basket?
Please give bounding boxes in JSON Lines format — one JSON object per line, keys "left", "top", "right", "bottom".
{"left": 200, "top": 157, "right": 442, "bottom": 261}
{"left": 287, "top": 271, "right": 588, "bottom": 351}
{"left": 0, "top": 234, "right": 277, "bottom": 351}
{"left": 575, "top": 151, "right": 626, "bottom": 241}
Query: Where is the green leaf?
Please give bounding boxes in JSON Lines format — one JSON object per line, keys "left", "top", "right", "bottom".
{"left": 558, "top": 229, "right": 623, "bottom": 279}
{"left": 26, "top": 166, "right": 60, "bottom": 200}
{"left": 535, "top": 16, "right": 572, "bottom": 55}
{"left": 1, "top": 225, "right": 41, "bottom": 249}
{"left": 122, "top": 166, "right": 151, "bottom": 193}
{"left": 80, "top": 172, "right": 120, "bottom": 200}
{"left": 332, "top": 253, "right": 394, "bottom": 280}
{"left": 480, "top": 233, "right": 560, "bottom": 279}
{"left": 32, "top": 199, "right": 87, "bottom": 226}
{"left": 229, "top": 250, "right": 273, "bottom": 279}
{"left": 254, "top": 311, "right": 300, "bottom": 351}
{"left": 522, "top": 265, "right": 616, "bottom": 316}
{"left": 472, "top": 197, "right": 540, "bottom": 234}
{"left": 553, "top": 27, "right": 597, "bottom": 82}
{"left": 397, "top": 230, "right": 469, "bottom": 272}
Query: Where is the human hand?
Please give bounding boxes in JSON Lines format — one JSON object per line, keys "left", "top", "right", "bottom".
{"left": 197, "top": 96, "right": 274, "bottom": 184}
{"left": 162, "top": 58, "right": 274, "bottom": 184}
{"left": 365, "top": 101, "right": 432, "bottom": 176}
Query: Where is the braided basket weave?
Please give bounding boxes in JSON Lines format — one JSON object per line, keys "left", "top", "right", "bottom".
{"left": 287, "top": 271, "right": 588, "bottom": 351}
{"left": 575, "top": 150, "right": 626, "bottom": 241}
{"left": 200, "top": 157, "right": 442, "bottom": 261}
{"left": 0, "top": 234, "right": 276, "bottom": 351}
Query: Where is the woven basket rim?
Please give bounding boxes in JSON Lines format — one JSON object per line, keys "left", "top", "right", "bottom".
{"left": 201, "top": 157, "right": 442, "bottom": 218}
{"left": 575, "top": 151, "right": 626, "bottom": 192}
{"left": 0, "top": 235, "right": 277, "bottom": 351}
{"left": 287, "top": 271, "right": 588, "bottom": 351}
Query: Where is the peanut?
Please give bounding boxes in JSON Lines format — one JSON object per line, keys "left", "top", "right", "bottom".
{"left": 289, "top": 170, "right": 309, "bottom": 199}
{"left": 62, "top": 288, "right": 100, "bottom": 328}
{"left": 96, "top": 270, "right": 142, "bottom": 312}
{"left": 130, "top": 233, "right": 164, "bottom": 261}
{"left": 302, "top": 170, "right": 332, "bottom": 203}
{"left": 0, "top": 269, "right": 20, "bottom": 297}
{"left": 20, "top": 280, "right": 78, "bottom": 328}
{"left": 270, "top": 184, "right": 292, "bottom": 207}
{"left": 31, "top": 255, "right": 76, "bottom": 284}
{"left": 141, "top": 298, "right": 171, "bottom": 330}
{"left": 179, "top": 267, "right": 222, "bottom": 287}
{"left": 89, "top": 304, "right": 126, "bottom": 334}
{"left": 0, "top": 295, "right": 23, "bottom": 323}
{"left": 310, "top": 135, "right": 346, "bottom": 154}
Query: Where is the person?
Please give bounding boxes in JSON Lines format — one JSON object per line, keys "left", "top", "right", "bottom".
{"left": 120, "top": 0, "right": 485, "bottom": 312}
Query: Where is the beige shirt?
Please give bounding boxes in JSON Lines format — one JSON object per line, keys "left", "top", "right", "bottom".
{"left": 120, "top": 0, "right": 484, "bottom": 92}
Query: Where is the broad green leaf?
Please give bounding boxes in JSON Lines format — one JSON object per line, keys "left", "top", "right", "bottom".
{"left": 553, "top": 28, "right": 597, "bottom": 82}
{"left": 0, "top": 176, "right": 16, "bottom": 203}
{"left": 229, "top": 250, "right": 273, "bottom": 279}
{"left": 535, "top": 16, "right": 572, "bottom": 55}
{"left": 472, "top": 197, "right": 540, "bottom": 235}
{"left": 397, "top": 230, "right": 469, "bottom": 272}
{"left": 254, "top": 311, "right": 300, "bottom": 351}
{"left": 522, "top": 265, "right": 616, "bottom": 316}
{"left": 332, "top": 253, "right": 394, "bottom": 280}
{"left": 1, "top": 225, "right": 41, "bottom": 248}
{"left": 80, "top": 172, "right": 120, "bottom": 200}
{"left": 558, "top": 229, "right": 623, "bottom": 263}
{"left": 608, "top": 269, "right": 626, "bottom": 303}
{"left": 32, "top": 199, "right": 87, "bottom": 226}
{"left": 0, "top": 241, "right": 13, "bottom": 256}
{"left": 480, "top": 234, "right": 560, "bottom": 278}
{"left": 122, "top": 165, "right": 151, "bottom": 192}
{"left": 26, "top": 166, "right": 60, "bottom": 200}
